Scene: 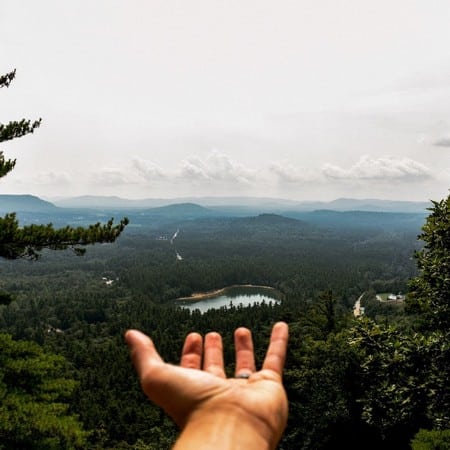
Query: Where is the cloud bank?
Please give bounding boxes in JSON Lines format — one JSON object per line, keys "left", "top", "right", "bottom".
{"left": 7, "top": 151, "right": 436, "bottom": 200}
{"left": 322, "top": 155, "right": 432, "bottom": 182}
{"left": 84, "top": 153, "right": 435, "bottom": 194}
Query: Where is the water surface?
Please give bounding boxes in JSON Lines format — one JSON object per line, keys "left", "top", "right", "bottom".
{"left": 176, "top": 285, "right": 281, "bottom": 313}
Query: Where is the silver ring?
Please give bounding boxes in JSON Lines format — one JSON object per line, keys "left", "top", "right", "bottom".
{"left": 235, "top": 373, "right": 251, "bottom": 379}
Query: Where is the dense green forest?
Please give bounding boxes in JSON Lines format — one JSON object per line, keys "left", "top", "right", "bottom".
{"left": 1, "top": 199, "right": 449, "bottom": 449}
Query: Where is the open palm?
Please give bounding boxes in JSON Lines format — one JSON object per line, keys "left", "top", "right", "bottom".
{"left": 125, "top": 322, "right": 289, "bottom": 446}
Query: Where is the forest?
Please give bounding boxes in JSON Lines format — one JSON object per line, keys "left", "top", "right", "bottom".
{"left": 1, "top": 198, "right": 449, "bottom": 449}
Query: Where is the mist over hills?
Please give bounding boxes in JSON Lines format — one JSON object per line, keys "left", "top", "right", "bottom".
{"left": 0, "top": 194, "right": 430, "bottom": 220}
{"left": 300, "top": 198, "right": 431, "bottom": 213}
{"left": 50, "top": 195, "right": 302, "bottom": 210}
{"left": 47, "top": 195, "right": 430, "bottom": 213}
{"left": 0, "top": 194, "right": 428, "bottom": 234}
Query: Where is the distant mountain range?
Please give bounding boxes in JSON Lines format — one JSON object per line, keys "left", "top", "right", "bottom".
{"left": 50, "top": 195, "right": 303, "bottom": 209}
{"left": 0, "top": 195, "right": 57, "bottom": 213}
{"left": 1, "top": 194, "right": 431, "bottom": 214}
{"left": 302, "top": 198, "right": 431, "bottom": 213}
{"left": 0, "top": 194, "right": 429, "bottom": 234}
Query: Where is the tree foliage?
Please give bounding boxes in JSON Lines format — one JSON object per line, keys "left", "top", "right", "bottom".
{"left": 0, "top": 213, "right": 128, "bottom": 259}
{"left": 349, "top": 193, "right": 450, "bottom": 443}
{"left": 407, "top": 194, "right": 450, "bottom": 332}
{"left": 0, "top": 204, "right": 445, "bottom": 449}
{"left": 0, "top": 69, "right": 128, "bottom": 259}
{"left": 0, "top": 69, "right": 41, "bottom": 179}
{"left": 411, "top": 428, "right": 450, "bottom": 450}
{"left": 0, "top": 69, "right": 128, "bottom": 448}
{"left": 0, "top": 70, "right": 17, "bottom": 88}
{"left": 0, "top": 333, "right": 88, "bottom": 449}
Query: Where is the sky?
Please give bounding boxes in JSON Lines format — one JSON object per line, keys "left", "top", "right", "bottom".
{"left": 1, "top": 0, "right": 450, "bottom": 202}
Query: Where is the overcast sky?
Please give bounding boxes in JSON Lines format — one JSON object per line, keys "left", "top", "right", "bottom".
{"left": 1, "top": 0, "right": 450, "bottom": 202}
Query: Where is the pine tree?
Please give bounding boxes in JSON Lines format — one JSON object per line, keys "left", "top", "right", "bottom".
{"left": 407, "top": 194, "right": 450, "bottom": 332}
{"left": 0, "top": 333, "right": 89, "bottom": 449}
{"left": 0, "top": 69, "right": 129, "bottom": 448}
{"left": 349, "top": 194, "right": 450, "bottom": 443}
{"left": 0, "top": 69, "right": 128, "bottom": 259}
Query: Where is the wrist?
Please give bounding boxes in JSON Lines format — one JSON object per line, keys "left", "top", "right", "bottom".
{"left": 173, "top": 406, "right": 277, "bottom": 450}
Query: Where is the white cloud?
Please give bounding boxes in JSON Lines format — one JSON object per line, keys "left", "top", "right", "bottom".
{"left": 80, "top": 151, "right": 436, "bottom": 200}
{"left": 87, "top": 151, "right": 259, "bottom": 192}
{"left": 322, "top": 155, "right": 432, "bottom": 181}
{"left": 179, "top": 156, "right": 210, "bottom": 181}
{"left": 269, "top": 161, "right": 318, "bottom": 183}
{"left": 179, "top": 150, "right": 256, "bottom": 185}
{"left": 131, "top": 158, "right": 167, "bottom": 181}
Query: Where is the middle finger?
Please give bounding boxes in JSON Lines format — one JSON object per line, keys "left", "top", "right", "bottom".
{"left": 234, "top": 327, "right": 256, "bottom": 377}
{"left": 203, "top": 332, "right": 226, "bottom": 378}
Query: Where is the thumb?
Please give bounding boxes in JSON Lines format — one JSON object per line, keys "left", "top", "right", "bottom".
{"left": 124, "top": 329, "right": 164, "bottom": 380}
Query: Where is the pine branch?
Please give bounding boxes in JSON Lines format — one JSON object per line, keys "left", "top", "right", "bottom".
{"left": 0, "top": 118, "right": 42, "bottom": 143}
{"left": 0, "top": 69, "right": 129, "bottom": 259}
{"left": 0, "top": 151, "right": 16, "bottom": 179}
{"left": 0, "top": 69, "right": 16, "bottom": 88}
{"left": 0, "top": 214, "right": 129, "bottom": 259}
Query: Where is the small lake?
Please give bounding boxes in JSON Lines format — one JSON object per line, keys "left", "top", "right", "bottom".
{"left": 175, "top": 285, "right": 282, "bottom": 313}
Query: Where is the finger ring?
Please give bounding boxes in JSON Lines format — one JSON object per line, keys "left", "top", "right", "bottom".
{"left": 235, "top": 373, "right": 251, "bottom": 379}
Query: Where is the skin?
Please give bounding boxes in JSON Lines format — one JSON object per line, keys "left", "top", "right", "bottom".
{"left": 125, "top": 322, "right": 289, "bottom": 450}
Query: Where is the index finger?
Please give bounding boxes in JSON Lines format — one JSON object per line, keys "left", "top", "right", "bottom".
{"left": 262, "top": 322, "right": 289, "bottom": 375}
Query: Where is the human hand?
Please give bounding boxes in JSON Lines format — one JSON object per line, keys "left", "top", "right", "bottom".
{"left": 125, "top": 322, "right": 289, "bottom": 450}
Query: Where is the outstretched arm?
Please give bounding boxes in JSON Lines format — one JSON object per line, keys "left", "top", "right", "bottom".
{"left": 125, "top": 322, "right": 289, "bottom": 450}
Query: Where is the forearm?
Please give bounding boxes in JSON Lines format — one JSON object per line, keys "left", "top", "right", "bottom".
{"left": 172, "top": 409, "right": 276, "bottom": 450}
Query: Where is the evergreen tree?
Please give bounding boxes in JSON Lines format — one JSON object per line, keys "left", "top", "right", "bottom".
{"left": 407, "top": 194, "right": 450, "bottom": 332}
{"left": 0, "top": 69, "right": 128, "bottom": 448}
{"left": 406, "top": 193, "right": 450, "bottom": 433}
{"left": 411, "top": 429, "right": 450, "bottom": 450}
{"left": 349, "top": 194, "right": 450, "bottom": 445}
{"left": 0, "top": 333, "right": 88, "bottom": 449}
{"left": 0, "top": 69, "right": 128, "bottom": 260}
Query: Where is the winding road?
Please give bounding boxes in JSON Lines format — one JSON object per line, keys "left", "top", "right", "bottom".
{"left": 353, "top": 292, "right": 365, "bottom": 318}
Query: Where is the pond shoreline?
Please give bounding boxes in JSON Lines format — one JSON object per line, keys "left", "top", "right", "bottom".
{"left": 175, "top": 284, "right": 278, "bottom": 302}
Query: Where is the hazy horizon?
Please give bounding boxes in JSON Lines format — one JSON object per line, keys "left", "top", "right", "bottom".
{"left": 1, "top": 1, "right": 450, "bottom": 202}
{"left": 43, "top": 193, "right": 433, "bottom": 203}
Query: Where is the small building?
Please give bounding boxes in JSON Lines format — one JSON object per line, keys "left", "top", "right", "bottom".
{"left": 387, "top": 293, "right": 405, "bottom": 302}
